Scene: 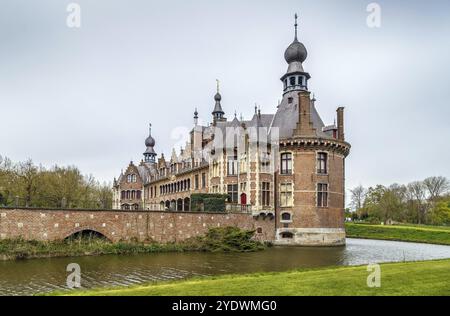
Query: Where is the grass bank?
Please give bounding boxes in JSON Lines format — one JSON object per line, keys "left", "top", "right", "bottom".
{"left": 0, "top": 227, "right": 266, "bottom": 260}
{"left": 47, "top": 259, "right": 450, "bottom": 296}
{"left": 346, "top": 223, "right": 450, "bottom": 245}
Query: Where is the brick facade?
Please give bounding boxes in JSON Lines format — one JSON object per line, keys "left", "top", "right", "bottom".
{"left": 0, "top": 208, "right": 274, "bottom": 243}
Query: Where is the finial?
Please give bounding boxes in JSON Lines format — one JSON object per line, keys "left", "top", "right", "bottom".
{"left": 194, "top": 107, "right": 198, "bottom": 118}
{"left": 254, "top": 103, "right": 258, "bottom": 114}
{"left": 149, "top": 123, "right": 152, "bottom": 135}
{"left": 234, "top": 111, "right": 237, "bottom": 118}
{"left": 294, "top": 13, "right": 298, "bottom": 40}
{"left": 216, "top": 79, "right": 220, "bottom": 93}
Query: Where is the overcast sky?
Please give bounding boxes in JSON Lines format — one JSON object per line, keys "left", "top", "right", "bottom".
{"left": 1, "top": 0, "right": 449, "bottom": 191}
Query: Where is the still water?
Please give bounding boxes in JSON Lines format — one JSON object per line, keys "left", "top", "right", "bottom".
{"left": 2, "top": 238, "right": 450, "bottom": 296}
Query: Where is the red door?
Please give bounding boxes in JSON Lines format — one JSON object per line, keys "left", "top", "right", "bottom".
{"left": 240, "top": 193, "right": 247, "bottom": 205}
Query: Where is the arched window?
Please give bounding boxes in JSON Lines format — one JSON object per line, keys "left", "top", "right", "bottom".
{"left": 281, "top": 212, "right": 292, "bottom": 222}
{"left": 131, "top": 190, "right": 136, "bottom": 199}
{"left": 289, "top": 76, "right": 296, "bottom": 86}
{"left": 298, "top": 76, "right": 304, "bottom": 86}
{"left": 184, "top": 197, "right": 190, "bottom": 211}
{"left": 136, "top": 190, "right": 141, "bottom": 199}
{"left": 126, "top": 190, "right": 130, "bottom": 199}
{"left": 281, "top": 232, "right": 294, "bottom": 239}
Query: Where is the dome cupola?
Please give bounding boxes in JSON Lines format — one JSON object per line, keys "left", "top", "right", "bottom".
{"left": 280, "top": 13, "right": 311, "bottom": 95}
{"left": 143, "top": 123, "right": 157, "bottom": 163}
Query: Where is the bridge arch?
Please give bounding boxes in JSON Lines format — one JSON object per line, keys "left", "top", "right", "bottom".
{"left": 63, "top": 227, "right": 113, "bottom": 242}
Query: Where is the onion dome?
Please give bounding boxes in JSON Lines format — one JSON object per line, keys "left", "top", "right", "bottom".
{"left": 284, "top": 38, "right": 307, "bottom": 64}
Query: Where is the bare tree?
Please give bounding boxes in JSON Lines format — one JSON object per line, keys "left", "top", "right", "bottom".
{"left": 407, "top": 181, "right": 427, "bottom": 224}
{"left": 350, "top": 185, "right": 366, "bottom": 212}
{"left": 423, "top": 176, "right": 450, "bottom": 200}
{"left": 17, "top": 159, "right": 40, "bottom": 207}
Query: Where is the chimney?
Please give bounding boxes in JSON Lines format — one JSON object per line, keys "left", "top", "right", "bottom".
{"left": 336, "top": 107, "right": 345, "bottom": 141}
{"left": 294, "top": 91, "right": 315, "bottom": 136}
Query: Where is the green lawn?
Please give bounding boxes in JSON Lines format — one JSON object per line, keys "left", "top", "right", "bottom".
{"left": 49, "top": 259, "right": 450, "bottom": 296}
{"left": 346, "top": 223, "right": 450, "bottom": 245}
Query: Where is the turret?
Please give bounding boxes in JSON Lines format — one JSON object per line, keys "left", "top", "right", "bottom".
{"left": 143, "top": 123, "right": 157, "bottom": 163}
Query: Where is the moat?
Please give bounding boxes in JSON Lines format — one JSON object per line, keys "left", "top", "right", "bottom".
{"left": 2, "top": 238, "right": 450, "bottom": 296}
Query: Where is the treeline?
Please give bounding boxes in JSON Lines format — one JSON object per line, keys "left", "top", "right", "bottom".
{"left": 0, "top": 156, "right": 112, "bottom": 209}
{"left": 348, "top": 176, "right": 450, "bottom": 225}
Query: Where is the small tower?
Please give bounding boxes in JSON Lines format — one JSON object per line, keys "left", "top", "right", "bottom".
{"left": 280, "top": 13, "right": 311, "bottom": 95}
{"left": 212, "top": 79, "right": 226, "bottom": 124}
{"left": 143, "top": 123, "right": 157, "bottom": 163}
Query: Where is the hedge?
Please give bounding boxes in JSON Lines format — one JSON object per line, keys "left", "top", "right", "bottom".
{"left": 191, "top": 193, "right": 228, "bottom": 212}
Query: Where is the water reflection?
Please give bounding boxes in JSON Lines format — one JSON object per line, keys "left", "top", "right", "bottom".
{"left": 1, "top": 238, "right": 450, "bottom": 296}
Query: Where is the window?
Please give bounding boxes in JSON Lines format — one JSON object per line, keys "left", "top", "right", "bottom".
{"left": 239, "top": 154, "right": 247, "bottom": 173}
{"left": 260, "top": 152, "right": 271, "bottom": 173}
{"left": 227, "top": 184, "right": 238, "bottom": 203}
{"left": 227, "top": 155, "right": 238, "bottom": 175}
{"left": 284, "top": 79, "right": 287, "bottom": 89}
{"left": 281, "top": 212, "right": 292, "bottom": 222}
{"left": 121, "top": 191, "right": 125, "bottom": 199}
{"left": 281, "top": 232, "right": 294, "bottom": 239}
{"left": 212, "top": 161, "right": 219, "bottom": 177}
{"left": 298, "top": 76, "right": 303, "bottom": 86}
{"left": 280, "top": 183, "right": 293, "bottom": 207}
{"left": 288, "top": 97, "right": 293, "bottom": 104}
{"left": 317, "top": 152, "right": 328, "bottom": 174}
{"left": 261, "top": 182, "right": 270, "bottom": 206}
{"left": 317, "top": 183, "right": 328, "bottom": 207}
{"left": 136, "top": 191, "right": 141, "bottom": 199}
{"left": 194, "top": 174, "right": 199, "bottom": 190}
{"left": 289, "top": 76, "right": 296, "bottom": 86}
{"left": 201, "top": 173, "right": 206, "bottom": 188}
{"left": 280, "top": 153, "right": 292, "bottom": 175}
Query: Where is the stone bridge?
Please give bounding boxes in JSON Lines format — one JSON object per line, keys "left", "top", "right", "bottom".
{"left": 0, "top": 208, "right": 275, "bottom": 243}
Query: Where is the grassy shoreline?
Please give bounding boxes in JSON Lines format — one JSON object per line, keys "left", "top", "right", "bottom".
{"left": 345, "top": 223, "right": 450, "bottom": 245}
{"left": 47, "top": 259, "right": 450, "bottom": 296}
{"left": 0, "top": 227, "right": 267, "bottom": 261}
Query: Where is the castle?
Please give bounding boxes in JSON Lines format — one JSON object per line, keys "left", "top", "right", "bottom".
{"left": 112, "top": 16, "right": 351, "bottom": 246}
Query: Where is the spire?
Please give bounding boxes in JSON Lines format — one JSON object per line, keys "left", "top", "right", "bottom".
{"left": 216, "top": 79, "right": 220, "bottom": 93}
{"left": 294, "top": 13, "right": 298, "bottom": 40}
{"left": 194, "top": 108, "right": 199, "bottom": 125}
{"left": 143, "top": 122, "right": 156, "bottom": 163}
{"left": 281, "top": 13, "right": 310, "bottom": 95}
{"left": 212, "top": 80, "right": 225, "bottom": 123}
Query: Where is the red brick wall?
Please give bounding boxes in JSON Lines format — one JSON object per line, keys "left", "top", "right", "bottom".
{"left": 0, "top": 209, "right": 275, "bottom": 243}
